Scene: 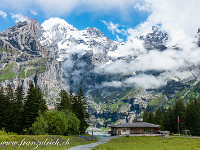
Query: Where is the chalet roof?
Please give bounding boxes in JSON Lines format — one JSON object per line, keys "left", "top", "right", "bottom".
{"left": 110, "top": 122, "right": 160, "bottom": 128}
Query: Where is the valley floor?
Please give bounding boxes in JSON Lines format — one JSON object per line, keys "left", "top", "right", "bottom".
{"left": 93, "top": 136, "right": 200, "bottom": 150}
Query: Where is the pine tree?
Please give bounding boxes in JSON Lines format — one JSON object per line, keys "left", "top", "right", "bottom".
{"left": 6, "top": 84, "right": 14, "bottom": 101}
{"left": 173, "top": 98, "right": 185, "bottom": 133}
{"left": 147, "top": 112, "right": 154, "bottom": 123}
{"left": 0, "top": 86, "right": 9, "bottom": 130}
{"left": 35, "top": 86, "right": 47, "bottom": 113}
{"left": 163, "top": 107, "right": 173, "bottom": 132}
{"left": 185, "top": 97, "right": 200, "bottom": 135}
{"left": 6, "top": 84, "right": 16, "bottom": 132}
{"left": 69, "top": 89, "right": 73, "bottom": 101}
{"left": 13, "top": 85, "right": 24, "bottom": 133}
{"left": 72, "top": 87, "right": 89, "bottom": 133}
{"left": 58, "top": 90, "right": 71, "bottom": 111}
{"left": 154, "top": 107, "right": 163, "bottom": 129}
{"left": 143, "top": 109, "right": 149, "bottom": 122}
{"left": 23, "top": 81, "right": 47, "bottom": 132}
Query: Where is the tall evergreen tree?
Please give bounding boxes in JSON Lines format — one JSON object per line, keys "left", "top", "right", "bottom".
{"left": 154, "top": 107, "right": 163, "bottom": 129}
{"left": 185, "top": 97, "right": 200, "bottom": 135}
{"left": 35, "top": 86, "right": 48, "bottom": 113}
{"left": 13, "top": 85, "right": 24, "bottom": 133}
{"left": 72, "top": 87, "right": 89, "bottom": 133}
{"left": 163, "top": 107, "right": 173, "bottom": 132}
{"left": 0, "top": 86, "right": 9, "bottom": 130}
{"left": 143, "top": 109, "right": 149, "bottom": 122}
{"left": 147, "top": 111, "right": 154, "bottom": 123}
{"left": 173, "top": 98, "right": 185, "bottom": 133}
{"left": 69, "top": 89, "right": 73, "bottom": 101}
{"left": 6, "top": 84, "right": 14, "bottom": 101}
{"left": 23, "top": 81, "right": 47, "bottom": 132}
{"left": 6, "top": 84, "right": 16, "bottom": 132}
{"left": 58, "top": 90, "right": 71, "bottom": 111}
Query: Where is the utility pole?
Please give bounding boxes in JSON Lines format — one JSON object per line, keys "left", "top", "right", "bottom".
{"left": 178, "top": 115, "right": 180, "bottom": 137}
{"left": 92, "top": 129, "right": 93, "bottom": 140}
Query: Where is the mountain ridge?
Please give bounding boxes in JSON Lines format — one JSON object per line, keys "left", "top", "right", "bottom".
{"left": 0, "top": 18, "right": 200, "bottom": 127}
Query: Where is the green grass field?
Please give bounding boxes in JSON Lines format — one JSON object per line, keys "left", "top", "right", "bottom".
{"left": 0, "top": 134, "right": 97, "bottom": 150}
{"left": 93, "top": 136, "right": 200, "bottom": 150}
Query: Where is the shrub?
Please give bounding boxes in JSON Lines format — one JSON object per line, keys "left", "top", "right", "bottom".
{"left": 32, "top": 112, "right": 48, "bottom": 135}
{"left": 32, "top": 110, "right": 80, "bottom": 135}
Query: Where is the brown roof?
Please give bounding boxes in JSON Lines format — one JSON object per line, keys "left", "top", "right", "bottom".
{"left": 110, "top": 122, "right": 160, "bottom": 128}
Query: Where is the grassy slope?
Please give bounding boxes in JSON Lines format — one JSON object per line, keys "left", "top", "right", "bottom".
{"left": 0, "top": 62, "right": 16, "bottom": 82}
{"left": 0, "top": 134, "right": 97, "bottom": 150}
{"left": 0, "top": 57, "right": 48, "bottom": 81}
{"left": 105, "top": 88, "right": 141, "bottom": 113}
{"left": 93, "top": 136, "right": 200, "bottom": 150}
{"left": 0, "top": 44, "right": 48, "bottom": 81}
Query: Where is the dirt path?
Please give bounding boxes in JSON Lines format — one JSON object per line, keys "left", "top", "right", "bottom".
{"left": 67, "top": 136, "right": 119, "bottom": 150}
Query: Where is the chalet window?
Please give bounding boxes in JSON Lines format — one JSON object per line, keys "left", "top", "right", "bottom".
{"left": 131, "top": 129, "right": 135, "bottom": 132}
{"left": 144, "top": 129, "right": 152, "bottom": 132}
{"left": 122, "top": 129, "right": 126, "bottom": 132}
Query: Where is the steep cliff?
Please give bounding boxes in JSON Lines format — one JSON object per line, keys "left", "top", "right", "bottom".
{"left": 0, "top": 19, "right": 63, "bottom": 107}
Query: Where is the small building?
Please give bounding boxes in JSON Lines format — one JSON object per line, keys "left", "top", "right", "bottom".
{"left": 109, "top": 122, "right": 160, "bottom": 136}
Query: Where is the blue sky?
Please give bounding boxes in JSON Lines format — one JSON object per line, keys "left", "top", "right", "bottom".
{"left": 0, "top": 0, "right": 199, "bottom": 43}
{"left": 0, "top": 0, "right": 149, "bottom": 42}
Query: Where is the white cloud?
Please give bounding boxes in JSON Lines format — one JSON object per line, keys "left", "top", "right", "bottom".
{"left": 134, "top": 2, "right": 152, "bottom": 12}
{"left": 30, "top": 10, "right": 38, "bottom": 16}
{"left": 99, "top": 60, "right": 133, "bottom": 74}
{"left": 134, "top": 0, "right": 200, "bottom": 48}
{"left": 124, "top": 75, "right": 165, "bottom": 89}
{"left": 116, "top": 35, "right": 123, "bottom": 43}
{"left": 0, "top": 1, "right": 139, "bottom": 35}
{"left": 102, "top": 0, "right": 200, "bottom": 89}
{"left": 0, "top": 0, "right": 138, "bottom": 16}
{"left": 102, "top": 81, "right": 123, "bottom": 88}
{"left": 11, "top": 13, "right": 28, "bottom": 23}
{"left": 102, "top": 21, "right": 128, "bottom": 43}
{"left": 102, "top": 74, "right": 165, "bottom": 89}
{"left": 0, "top": 10, "right": 7, "bottom": 18}
{"left": 132, "top": 50, "right": 186, "bottom": 72}
{"left": 102, "top": 21, "right": 127, "bottom": 35}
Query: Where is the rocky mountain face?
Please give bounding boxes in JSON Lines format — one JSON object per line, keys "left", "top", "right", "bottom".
{"left": 39, "top": 18, "right": 123, "bottom": 95}
{"left": 1, "top": 18, "right": 200, "bottom": 127}
{"left": 140, "top": 26, "right": 168, "bottom": 51}
{"left": 0, "top": 19, "right": 63, "bottom": 107}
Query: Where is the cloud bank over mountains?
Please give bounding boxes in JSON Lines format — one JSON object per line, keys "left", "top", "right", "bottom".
{"left": 1, "top": 0, "right": 200, "bottom": 89}
{"left": 98, "top": 0, "right": 200, "bottom": 89}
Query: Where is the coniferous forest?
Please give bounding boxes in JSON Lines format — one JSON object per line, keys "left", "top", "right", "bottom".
{"left": 0, "top": 81, "right": 89, "bottom": 135}
{"left": 143, "top": 97, "right": 200, "bottom": 136}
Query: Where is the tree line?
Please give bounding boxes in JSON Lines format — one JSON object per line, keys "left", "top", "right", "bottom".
{"left": 143, "top": 97, "right": 200, "bottom": 135}
{"left": 0, "top": 81, "right": 89, "bottom": 135}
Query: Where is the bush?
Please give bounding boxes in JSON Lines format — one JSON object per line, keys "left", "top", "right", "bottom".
{"left": 0, "top": 129, "right": 7, "bottom": 135}
{"left": 65, "top": 111, "right": 80, "bottom": 135}
{"left": 32, "top": 110, "right": 80, "bottom": 135}
{"left": 0, "top": 128, "right": 17, "bottom": 135}
{"left": 32, "top": 112, "right": 48, "bottom": 135}
{"left": 45, "top": 110, "right": 68, "bottom": 135}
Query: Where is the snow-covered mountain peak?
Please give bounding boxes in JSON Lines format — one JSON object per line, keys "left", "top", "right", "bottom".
{"left": 41, "top": 17, "right": 76, "bottom": 31}
{"left": 40, "top": 18, "right": 119, "bottom": 61}
{"left": 84, "top": 27, "right": 105, "bottom": 37}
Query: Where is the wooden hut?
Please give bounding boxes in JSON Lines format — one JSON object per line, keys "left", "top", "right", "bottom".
{"left": 109, "top": 122, "right": 160, "bottom": 136}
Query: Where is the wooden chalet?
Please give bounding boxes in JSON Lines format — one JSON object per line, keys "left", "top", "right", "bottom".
{"left": 109, "top": 122, "right": 160, "bottom": 136}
